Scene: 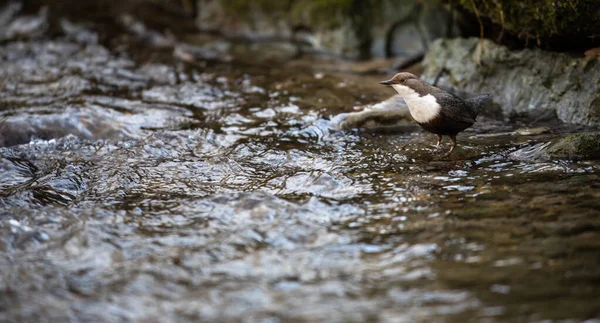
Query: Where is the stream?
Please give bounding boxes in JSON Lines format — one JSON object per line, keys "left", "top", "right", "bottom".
{"left": 1, "top": 35, "right": 599, "bottom": 322}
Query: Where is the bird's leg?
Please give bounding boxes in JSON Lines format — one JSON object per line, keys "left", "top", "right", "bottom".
{"left": 446, "top": 135, "right": 457, "bottom": 155}
{"left": 435, "top": 134, "right": 443, "bottom": 148}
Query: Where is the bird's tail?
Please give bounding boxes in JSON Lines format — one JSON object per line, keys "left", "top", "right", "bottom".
{"left": 466, "top": 94, "right": 492, "bottom": 117}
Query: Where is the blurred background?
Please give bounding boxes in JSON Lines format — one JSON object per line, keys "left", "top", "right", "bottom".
{"left": 13, "top": 0, "right": 600, "bottom": 60}
{"left": 190, "top": 0, "right": 600, "bottom": 57}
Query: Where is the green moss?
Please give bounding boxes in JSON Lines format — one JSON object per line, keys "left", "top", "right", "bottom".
{"left": 546, "top": 132, "right": 600, "bottom": 160}
{"left": 457, "top": 0, "right": 600, "bottom": 40}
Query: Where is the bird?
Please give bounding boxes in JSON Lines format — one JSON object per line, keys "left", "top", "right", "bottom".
{"left": 379, "top": 72, "right": 492, "bottom": 155}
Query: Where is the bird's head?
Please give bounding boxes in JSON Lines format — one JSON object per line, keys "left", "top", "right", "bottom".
{"left": 379, "top": 72, "right": 423, "bottom": 96}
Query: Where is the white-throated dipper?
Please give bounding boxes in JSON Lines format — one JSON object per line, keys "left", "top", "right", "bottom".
{"left": 380, "top": 72, "right": 492, "bottom": 155}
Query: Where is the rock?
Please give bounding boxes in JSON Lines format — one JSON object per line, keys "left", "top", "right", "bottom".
{"left": 514, "top": 127, "right": 551, "bottom": 136}
{"left": 331, "top": 95, "right": 417, "bottom": 133}
{"left": 509, "top": 142, "right": 552, "bottom": 161}
{"left": 422, "top": 38, "right": 600, "bottom": 126}
{"left": 195, "top": 0, "right": 459, "bottom": 60}
{"left": 545, "top": 132, "right": 600, "bottom": 160}
{"left": 510, "top": 132, "right": 600, "bottom": 161}
{"left": 455, "top": 0, "right": 600, "bottom": 50}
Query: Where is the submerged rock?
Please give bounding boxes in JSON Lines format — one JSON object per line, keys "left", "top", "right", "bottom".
{"left": 510, "top": 132, "right": 600, "bottom": 161}
{"left": 331, "top": 95, "right": 415, "bottom": 132}
{"left": 422, "top": 38, "right": 600, "bottom": 126}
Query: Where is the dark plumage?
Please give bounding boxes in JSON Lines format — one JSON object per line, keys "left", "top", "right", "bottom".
{"left": 380, "top": 72, "right": 492, "bottom": 155}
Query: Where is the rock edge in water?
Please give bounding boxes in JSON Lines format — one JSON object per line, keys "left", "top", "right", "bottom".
{"left": 422, "top": 38, "right": 600, "bottom": 126}
{"left": 546, "top": 132, "right": 600, "bottom": 160}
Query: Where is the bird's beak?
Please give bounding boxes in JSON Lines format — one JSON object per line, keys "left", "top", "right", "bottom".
{"left": 379, "top": 79, "right": 392, "bottom": 86}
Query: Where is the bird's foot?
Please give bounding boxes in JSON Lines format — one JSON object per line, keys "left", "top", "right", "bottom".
{"left": 435, "top": 135, "right": 443, "bottom": 149}
{"left": 445, "top": 135, "right": 457, "bottom": 156}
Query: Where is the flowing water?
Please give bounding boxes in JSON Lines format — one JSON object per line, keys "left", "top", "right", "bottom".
{"left": 1, "top": 35, "right": 600, "bottom": 322}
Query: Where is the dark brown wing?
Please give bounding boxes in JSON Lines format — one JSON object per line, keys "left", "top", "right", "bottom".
{"left": 429, "top": 89, "right": 476, "bottom": 124}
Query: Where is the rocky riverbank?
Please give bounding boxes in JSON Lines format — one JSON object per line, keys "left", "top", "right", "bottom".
{"left": 421, "top": 38, "right": 600, "bottom": 127}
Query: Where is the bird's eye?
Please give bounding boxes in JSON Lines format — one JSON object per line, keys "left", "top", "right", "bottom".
{"left": 400, "top": 78, "right": 405, "bottom": 83}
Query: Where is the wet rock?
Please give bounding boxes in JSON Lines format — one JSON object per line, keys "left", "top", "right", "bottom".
{"left": 514, "top": 127, "right": 551, "bottom": 136}
{"left": 545, "top": 132, "right": 600, "bottom": 160}
{"left": 422, "top": 38, "right": 600, "bottom": 126}
{"left": 510, "top": 132, "right": 600, "bottom": 161}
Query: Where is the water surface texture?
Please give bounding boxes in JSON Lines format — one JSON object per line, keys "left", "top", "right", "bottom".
{"left": 1, "top": 39, "right": 599, "bottom": 322}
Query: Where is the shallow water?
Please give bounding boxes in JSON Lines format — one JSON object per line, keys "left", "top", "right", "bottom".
{"left": 1, "top": 38, "right": 600, "bottom": 322}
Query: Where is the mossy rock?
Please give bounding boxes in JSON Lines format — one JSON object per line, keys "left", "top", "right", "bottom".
{"left": 456, "top": 0, "right": 600, "bottom": 48}
{"left": 546, "top": 132, "right": 600, "bottom": 160}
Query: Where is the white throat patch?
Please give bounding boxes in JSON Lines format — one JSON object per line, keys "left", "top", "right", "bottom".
{"left": 392, "top": 84, "right": 441, "bottom": 123}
